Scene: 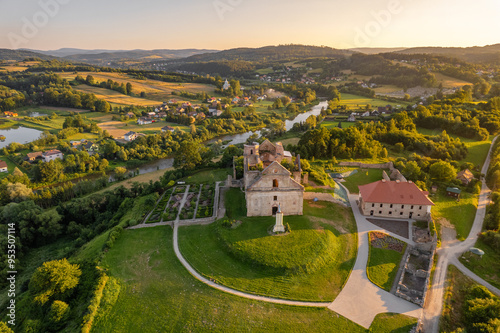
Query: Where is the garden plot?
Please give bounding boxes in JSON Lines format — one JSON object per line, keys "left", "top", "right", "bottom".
{"left": 146, "top": 188, "right": 174, "bottom": 224}
{"left": 196, "top": 184, "right": 216, "bottom": 218}
{"left": 179, "top": 187, "right": 200, "bottom": 220}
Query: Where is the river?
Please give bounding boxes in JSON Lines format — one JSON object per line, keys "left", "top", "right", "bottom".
{"left": 129, "top": 100, "right": 328, "bottom": 176}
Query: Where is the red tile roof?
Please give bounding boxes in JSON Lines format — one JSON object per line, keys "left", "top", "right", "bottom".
{"left": 359, "top": 180, "right": 434, "bottom": 206}
{"left": 0, "top": 161, "right": 7, "bottom": 168}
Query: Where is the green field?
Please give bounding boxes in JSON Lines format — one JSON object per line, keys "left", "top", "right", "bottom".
{"left": 320, "top": 120, "right": 356, "bottom": 129}
{"left": 459, "top": 239, "right": 500, "bottom": 289}
{"left": 342, "top": 169, "right": 386, "bottom": 194}
{"left": 93, "top": 226, "right": 415, "bottom": 332}
{"left": 416, "top": 128, "right": 492, "bottom": 168}
{"left": 367, "top": 233, "right": 406, "bottom": 291}
{"left": 178, "top": 198, "right": 357, "bottom": 301}
{"left": 431, "top": 191, "right": 478, "bottom": 240}
{"left": 340, "top": 93, "right": 410, "bottom": 108}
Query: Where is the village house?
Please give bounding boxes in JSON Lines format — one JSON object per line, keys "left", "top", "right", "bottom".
{"left": 456, "top": 169, "right": 474, "bottom": 185}
{"left": 158, "top": 111, "right": 167, "bottom": 118}
{"left": 161, "top": 126, "right": 175, "bottom": 133}
{"left": 0, "top": 160, "right": 8, "bottom": 173}
{"left": 209, "top": 109, "right": 222, "bottom": 117}
{"left": 358, "top": 179, "right": 434, "bottom": 220}
{"left": 137, "top": 117, "right": 154, "bottom": 125}
{"left": 26, "top": 151, "right": 43, "bottom": 163}
{"left": 126, "top": 112, "right": 135, "bottom": 118}
{"left": 243, "top": 140, "right": 303, "bottom": 217}
{"left": 42, "top": 149, "right": 64, "bottom": 163}
{"left": 347, "top": 114, "right": 356, "bottom": 122}
{"left": 80, "top": 141, "right": 99, "bottom": 155}
{"left": 124, "top": 131, "right": 137, "bottom": 142}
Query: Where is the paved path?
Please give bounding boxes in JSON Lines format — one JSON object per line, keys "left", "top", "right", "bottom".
{"left": 329, "top": 188, "right": 422, "bottom": 329}
{"left": 422, "top": 136, "right": 499, "bottom": 333}
{"left": 172, "top": 222, "right": 331, "bottom": 307}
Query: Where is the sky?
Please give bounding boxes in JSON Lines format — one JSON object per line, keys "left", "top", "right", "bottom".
{"left": 0, "top": 0, "right": 499, "bottom": 51}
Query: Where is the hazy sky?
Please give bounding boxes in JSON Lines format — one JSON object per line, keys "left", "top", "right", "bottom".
{"left": 0, "top": 0, "right": 499, "bottom": 50}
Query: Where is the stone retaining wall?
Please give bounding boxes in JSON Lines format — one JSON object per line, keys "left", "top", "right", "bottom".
{"left": 303, "top": 192, "right": 348, "bottom": 207}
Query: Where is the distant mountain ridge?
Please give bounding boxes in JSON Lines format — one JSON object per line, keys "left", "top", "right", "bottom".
{"left": 179, "top": 45, "right": 351, "bottom": 63}
{"left": 0, "top": 48, "right": 57, "bottom": 61}
{"left": 393, "top": 44, "right": 500, "bottom": 64}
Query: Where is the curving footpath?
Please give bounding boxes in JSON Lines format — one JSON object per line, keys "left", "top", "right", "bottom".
{"left": 422, "top": 136, "right": 500, "bottom": 333}
{"left": 172, "top": 223, "right": 331, "bottom": 307}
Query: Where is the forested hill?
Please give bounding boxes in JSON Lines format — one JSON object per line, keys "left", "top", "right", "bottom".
{"left": 61, "top": 49, "right": 220, "bottom": 64}
{"left": 395, "top": 44, "right": 500, "bottom": 64}
{"left": 180, "top": 45, "right": 352, "bottom": 62}
{"left": 0, "top": 48, "right": 57, "bottom": 61}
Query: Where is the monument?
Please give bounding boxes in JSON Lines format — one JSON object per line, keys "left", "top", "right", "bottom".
{"left": 273, "top": 204, "right": 285, "bottom": 233}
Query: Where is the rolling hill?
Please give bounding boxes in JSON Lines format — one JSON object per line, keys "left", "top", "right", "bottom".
{"left": 395, "top": 44, "right": 500, "bottom": 64}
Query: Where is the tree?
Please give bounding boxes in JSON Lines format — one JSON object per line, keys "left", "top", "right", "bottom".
{"left": 29, "top": 259, "right": 81, "bottom": 305}
{"left": 403, "top": 161, "right": 421, "bottom": 180}
{"left": 174, "top": 140, "right": 202, "bottom": 170}
{"left": 49, "top": 300, "right": 70, "bottom": 324}
{"left": 273, "top": 98, "right": 283, "bottom": 109}
{"left": 429, "top": 161, "right": 457, "bottom": 182}
{"left": 0, "top": 322, "right": 14, "bottom": 333}
{"left": 85, "top": 75, "right": 95, "bottom": 85}
{"left": 36, "top": 160, "right": 64, "bottom": 183}
{"left": 114, "top": 167, "right": 127, "bottom": 180}
{"left": 6, "top": 182, "right": 31, "bottom": 201}
{"left": 126, "top": 82, "right": 133, "bottom": 95}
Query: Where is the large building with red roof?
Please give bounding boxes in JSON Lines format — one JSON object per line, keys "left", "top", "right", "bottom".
{"left": 358, "top": 180, "right": 434, "bottom": 220}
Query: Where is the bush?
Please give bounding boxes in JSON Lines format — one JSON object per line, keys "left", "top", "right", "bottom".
{"left": 49, "top": 300, "right": 70, "bottom": 324}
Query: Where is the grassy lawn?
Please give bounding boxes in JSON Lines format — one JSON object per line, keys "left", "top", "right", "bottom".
{"left": 416, "top": 127, "right": 492, "bottom": 168}
{"left": 182, "top": 168, "right": 231, "bottom": 184}
{"left": 367, "top": 232, "right": 407, "bottom": 291}
{"left": 93, "top": 226, "right": 414, "bottom": 332}
{"left": 178, "top": 199, "right": 357, "bottom": 302}
{"left": 439, "top": 265, "right": 476, "bottom": 332}
{"left": 342, "top": 169, "right": 386, "bottom": 194}
{"left": 459, "top": 239, "right": 500, "bottom": 289}
{"left": 431, "top": 191, "right": 478, "bottom": 240}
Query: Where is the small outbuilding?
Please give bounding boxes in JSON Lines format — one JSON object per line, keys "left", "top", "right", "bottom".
{"left": 446, "top": 187, "right": 461, "bottom": 198}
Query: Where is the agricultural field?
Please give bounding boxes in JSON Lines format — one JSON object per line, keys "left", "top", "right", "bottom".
{"left": 73, "top": 84, "right": 160, "bottom": 106}
{"left": 433, "top": 72, "right": 473, "bottom": 89}
{"left": 178, "top": 194, "right": 358, "bottom": 301}
{"left": 58, "top": 71, "right": 217, "bottom": 102}
{"left": 367, "top": 231, "right": 407, "bottom": 291}
{"left": 93, "top": 226, "right": 416, "bottom": 332}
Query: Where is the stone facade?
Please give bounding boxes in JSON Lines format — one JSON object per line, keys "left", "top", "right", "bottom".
{"left": 244, "top": 140, "right": 303, "bottom": 217}
{"left": 360, "top": 201, "right": 432, "bottom": 220}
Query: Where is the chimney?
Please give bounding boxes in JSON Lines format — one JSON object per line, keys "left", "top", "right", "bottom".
{"left": 396, "top": 180, "right": 400, "bottom": 184}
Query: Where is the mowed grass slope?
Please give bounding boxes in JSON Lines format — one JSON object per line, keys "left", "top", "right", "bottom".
{"left": 340, "top": 93, "right": 411, "bottom": 108}
{"left": 178, "top": 195, "right": 358, "bottom": 302}
{"left": 93, "top": 226, "right": 415, "bottom": 332}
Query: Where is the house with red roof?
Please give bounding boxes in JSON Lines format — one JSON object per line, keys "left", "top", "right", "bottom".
{"left": 358, "top": 179, "right": 434, "bottom": 220}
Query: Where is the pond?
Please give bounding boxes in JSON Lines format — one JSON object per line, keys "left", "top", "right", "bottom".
{"left": 0, "top": 126, "right": 43, "bottom": 148}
